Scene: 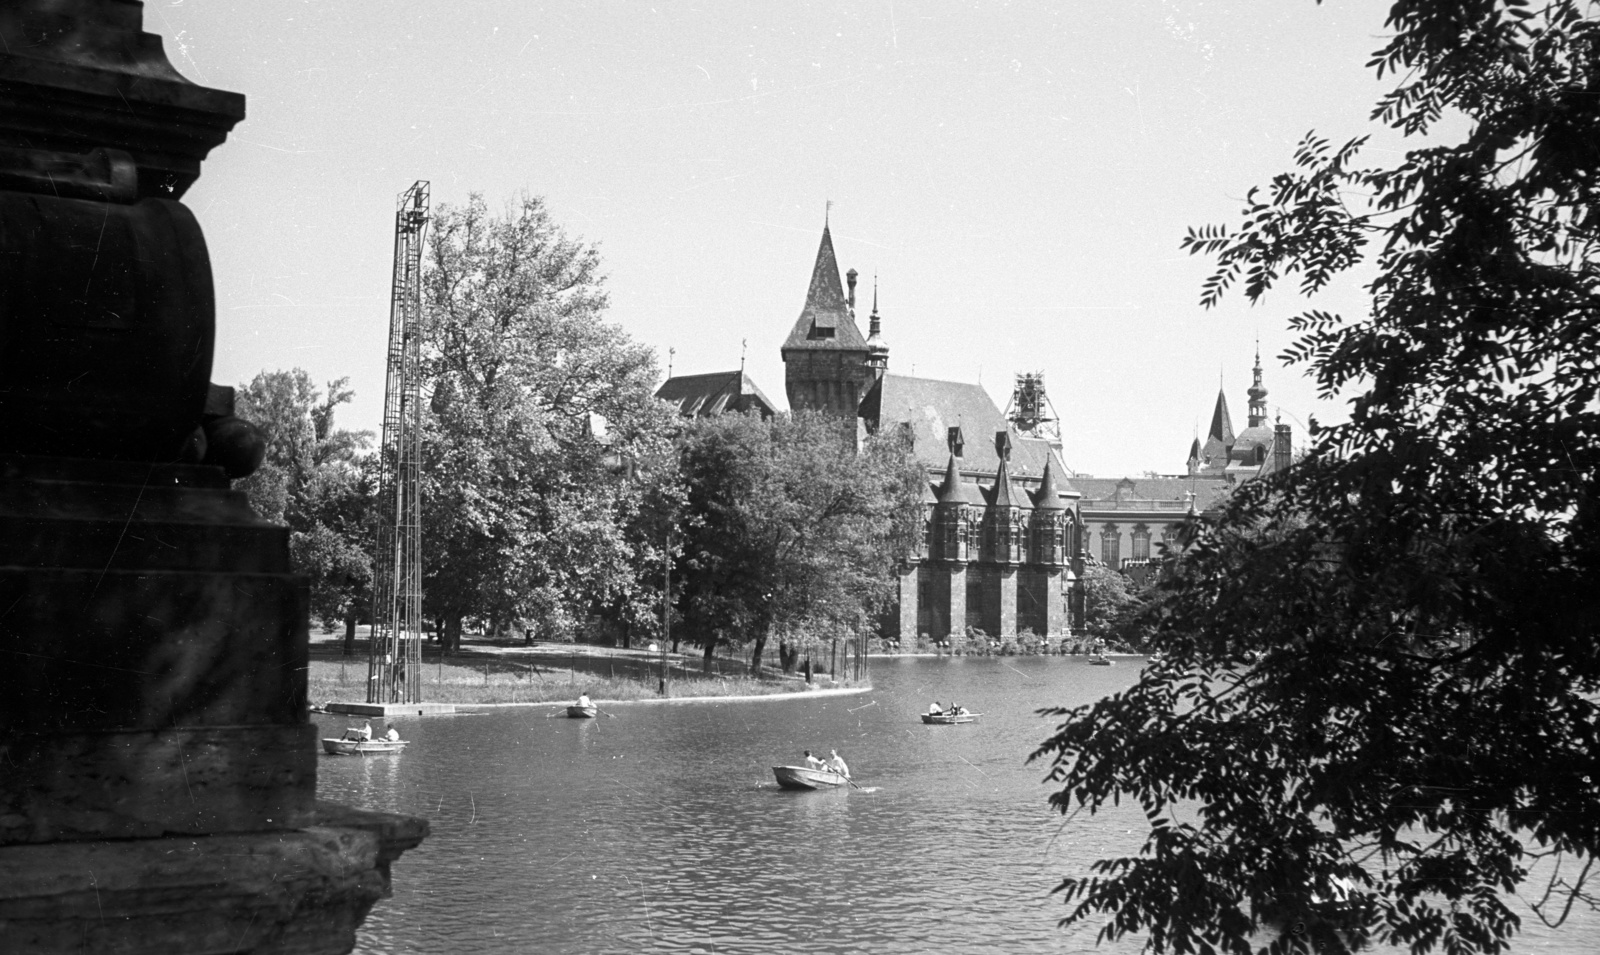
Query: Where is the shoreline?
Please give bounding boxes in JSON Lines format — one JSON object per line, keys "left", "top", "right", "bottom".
{"left": 453, "top": 684, "right": 873, "bottom": 709}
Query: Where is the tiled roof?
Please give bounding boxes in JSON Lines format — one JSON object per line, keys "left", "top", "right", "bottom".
{"left": 861, "top": 373, "right": 1071, "bottom": 488}
{"left": 781, "top": 225, "right": 869, "bottom": 352}
{"left": 655, "top": 371, "right": 777, "bottom": 418}
{"left": 1074, "top": 475, "right": 1234, "bottom": 513}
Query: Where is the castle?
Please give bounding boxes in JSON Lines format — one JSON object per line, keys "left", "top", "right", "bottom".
{"left": 777, "top": 222, "right": 1085, "bottom": 644}
{"left": 659, "top": 219, "right": 1294, "bottom": 644}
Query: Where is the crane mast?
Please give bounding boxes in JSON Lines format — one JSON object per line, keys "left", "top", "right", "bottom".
{"left": 368, "top": 181, "right": 430, "bottom": 704}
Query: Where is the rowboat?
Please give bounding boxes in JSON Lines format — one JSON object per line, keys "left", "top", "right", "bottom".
{"left": 1086, "top": 654, "right": 1115, "bottom": 666}
{"left": 773, "top": 765, "right": 850, "bottom": 790}
{"left": 321, "top": 737, "right": 407, "bottom": 756}
{"left": 921, "top": 711, "right": 979, "bottom": 724}
{"left": 566, "top": 704, "right": 599, "bottom": 719}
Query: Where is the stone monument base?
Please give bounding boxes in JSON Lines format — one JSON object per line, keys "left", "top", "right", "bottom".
{"left": 0, "top": 802, "right": 426, "bottom": 955}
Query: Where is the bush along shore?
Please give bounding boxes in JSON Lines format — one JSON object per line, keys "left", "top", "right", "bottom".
{"left": 306, "top": 641, "right": 864, "bottom": 707}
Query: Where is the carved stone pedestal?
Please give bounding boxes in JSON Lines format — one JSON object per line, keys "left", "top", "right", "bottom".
{"left": 0, "top": 4, "right": 425, "bottom": 950}
{"left": 0, "top": 803, "right": 427, "bottom": 955}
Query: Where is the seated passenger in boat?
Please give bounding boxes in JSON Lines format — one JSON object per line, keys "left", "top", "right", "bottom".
{"left": 384, "top": 723, "right": 401, "bottom": 742}
{"left": 804, "top": 749, "right": 827, "bottom": 770}
{"left": 929, "top": 702, "right": 943, "bottom": 716}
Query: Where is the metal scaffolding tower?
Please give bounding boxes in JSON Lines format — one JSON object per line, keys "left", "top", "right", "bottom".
{"left": 1005, "top": 371, "right": 1063, "bottom": 450}
{"left": 369, "top": 181, "right": 430, "bottom": 704}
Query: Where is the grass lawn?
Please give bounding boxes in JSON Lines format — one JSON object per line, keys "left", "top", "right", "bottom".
{"left": 306, "top": 642, "right": 861, "bottom": 706}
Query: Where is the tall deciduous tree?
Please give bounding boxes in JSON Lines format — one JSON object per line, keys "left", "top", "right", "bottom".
{"left": 674, "top": 411, "right": 922, "bottom": 674}
{"left": 235, "top": 370, "right": 374, "bottom": 642}
{"left": 1035, "top": 4, "right": 1600, "bottom": 954}
{"left": 420, "top": 193, "right": 669, "bottom": 651}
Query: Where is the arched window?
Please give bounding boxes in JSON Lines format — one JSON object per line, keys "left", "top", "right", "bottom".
{"left": 1132, "top": 524, "right": 1151, "bottom": 561}
{"left": 1100, "top": 524, "right": 1120, "bottom": 567}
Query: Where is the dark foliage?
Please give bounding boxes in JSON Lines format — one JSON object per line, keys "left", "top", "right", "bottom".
{"left": 1034, "top": 4, "right": 1600, "bottom": 953}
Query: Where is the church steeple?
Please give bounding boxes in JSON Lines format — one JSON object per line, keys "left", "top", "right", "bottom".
{"left": 1247, "top": 340, "right": 1269, "bottom": 428}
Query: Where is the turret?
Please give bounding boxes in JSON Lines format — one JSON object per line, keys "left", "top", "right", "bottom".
{"left": 935, "top": 436, "right": 970, "bottom": 563}
{"left": 986, "top": 431, "right": 1023, "bottom": 565}
{"left": 1029, "top": 454, "right": 1068, "bottom": 566}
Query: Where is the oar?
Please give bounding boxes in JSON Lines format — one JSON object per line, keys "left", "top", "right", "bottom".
{"left": 846, "top": 776, "right": 863, "bottom": 791}
{"left": 593, "top": 706, "right": 617, "bottom": 719}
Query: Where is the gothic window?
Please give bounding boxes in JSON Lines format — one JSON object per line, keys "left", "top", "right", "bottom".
{"left": 1100, "top": 524, "right": 1120, "bottom": 567}
{"left": 1132, "top": 525, "right": 1151, "bottom": 562}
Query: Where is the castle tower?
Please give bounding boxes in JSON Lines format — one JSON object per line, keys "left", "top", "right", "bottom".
{"left": 1247, "top": 342, "right": 1269, "bottom": 429}
{"left": 781, "top": 221, "right": 876, "bottom": 419}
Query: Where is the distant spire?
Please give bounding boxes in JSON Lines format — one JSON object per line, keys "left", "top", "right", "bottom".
{"left": 668, "top": 346, "right": 675, "bottom": 379}
{"left": 1247, "top": 338, "right": 1269, "bottom": 428}
{"left": 865, "top": 273, "right": 889, "bottom": 373}
{"left": 740, "top": 338, "right": 747, "bottom": 374}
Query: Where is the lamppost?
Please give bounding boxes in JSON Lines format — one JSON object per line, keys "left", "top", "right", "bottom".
{"left": 660, "top": 523, "right": 671, "bottom": 696}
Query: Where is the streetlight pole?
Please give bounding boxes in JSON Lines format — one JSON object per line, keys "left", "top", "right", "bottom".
{"left": 661, "top": 524, "right": 671, "bottom": 695}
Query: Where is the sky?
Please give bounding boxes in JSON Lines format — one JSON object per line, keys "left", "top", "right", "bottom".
{"left": 152, "top": 0, "right": 1404, "bottom": 478}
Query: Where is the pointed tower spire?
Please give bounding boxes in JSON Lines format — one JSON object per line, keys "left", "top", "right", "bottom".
{"left": 865, "top": 273, "right": 889, "bottom": 379}
{"left": 781, "top": 216, "right": 873, "bottom": 418}
{"left": 1208, "top": 389, "right": 1235, "bottom": 445}
{"left": 1247, "top": 338, "right": 1269, "bottom": 428}
{"left": 936, "top": 452, "right": 965, "bottom": 505}
{"left": 1032, "top": 454, "right": 1066, "bottom": 511}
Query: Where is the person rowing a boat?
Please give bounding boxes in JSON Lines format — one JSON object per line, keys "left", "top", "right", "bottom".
{"left": 576, "top": 692, "right": 592, "bottom": 708}
{"left": 804, "top": 749, "right": 827, "bottom": 771}
{"left": 826, "top": 750, "right": 850, "bottom": 778}
{"left": 358, "top": 720, "right": 373, "bottom": 741}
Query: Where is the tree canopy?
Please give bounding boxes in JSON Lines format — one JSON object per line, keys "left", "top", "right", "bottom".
{"left": 1034, "top": 4, "right": 1600, "bottom": 954}
{"left": 419, "top": 192, "right": 670, "bottom": 650}
{"left": 673, "top": 411, "right": 922, "bottom": 674}
{"left": 234, "top": 370, "right": 374, "bottom": 636}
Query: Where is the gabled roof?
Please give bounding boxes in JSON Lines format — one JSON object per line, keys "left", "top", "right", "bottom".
{"left": 860, "top": 373, "right": 1072, "bottom": 490}
{"left": 781, "top": 225, "right": 868, "bottom": 352}
{"left": 655, "top": 371, "right": 777, "bottom": 418}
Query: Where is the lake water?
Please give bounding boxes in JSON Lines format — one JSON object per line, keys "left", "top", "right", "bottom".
{"left": 314, "top": 656, "right": 1597, "bottom": 954}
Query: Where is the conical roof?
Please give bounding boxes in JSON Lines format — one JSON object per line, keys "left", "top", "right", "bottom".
{"left": 1207, "top": 388, "right": 1235, "bottom": 445}
{"left": 1031, "top": 454, "right": 1066, "bottom": 510}
{"left": 935, "top": 453, "right": 965, "bottom": 505}
{"left": 782, "top": 225, "right": 868, "bottom": 351}
{"left": 990, "top": 454, "right": 1019, "bottom": 509}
